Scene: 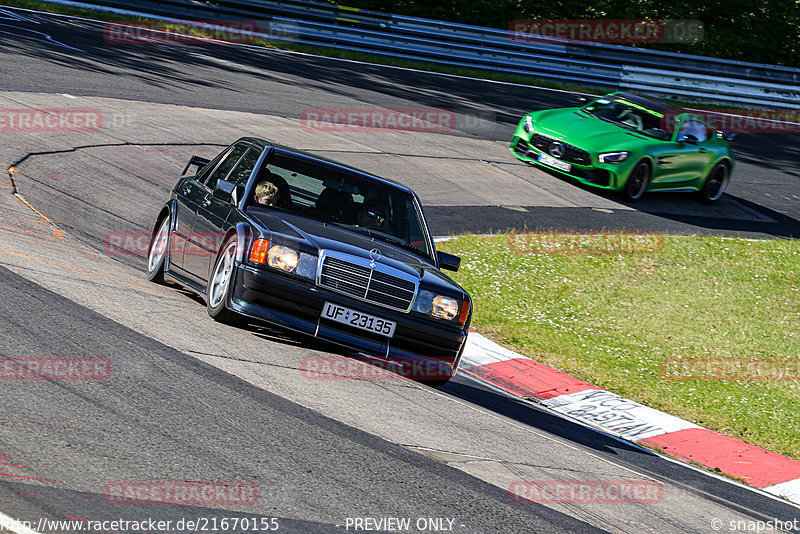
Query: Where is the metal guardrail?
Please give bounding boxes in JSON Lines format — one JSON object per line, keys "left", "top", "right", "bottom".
{"left": 45, "top": 0, "right": 800, "bottom": 107}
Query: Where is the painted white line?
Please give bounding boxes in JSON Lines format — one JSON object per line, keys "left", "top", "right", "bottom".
{"left": 460, "top": 332, "right": 519, "bottom": 367}
{"left": 0, "top": 512, "right": 43, "bottom": 534}
{"left": 764, "top": 479, "right": 800, "bottom": 503}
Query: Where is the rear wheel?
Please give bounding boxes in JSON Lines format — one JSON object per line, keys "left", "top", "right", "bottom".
{"left": 207, "top": 236, "right": 241, "bottom": 324}
{"left": 699, "top": 162, "right": 729, "bottom": 204}
{"left": 621, "top": 161, "right": 650, "bottom": 202}
{"left": 146, "top": 216, "right": 170, "bottom": 284}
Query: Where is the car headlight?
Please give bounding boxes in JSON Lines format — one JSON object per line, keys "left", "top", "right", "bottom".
{"left": 432, "top": 295, "right": 458, "bottom": 320}
{"left": 523, "top": 116, "right": 534, "bottom": 133}
{"left": 413, "top": 289, "right": 470, "bottom": 324}
{"left": 249, "top": 239, "right": 316, "bottom": 280}
{"left": 268, "top": 245, "right": 299, "bottom": 272}
{"left": 598, "top": 151, "right": 630, "bottom": 163}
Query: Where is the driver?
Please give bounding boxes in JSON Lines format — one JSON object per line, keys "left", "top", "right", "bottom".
{"left": 253, "top": 180, "right": 281, "bottom": 207}
{"left": 356, "top": 199, "right": 385, "bottom": 229}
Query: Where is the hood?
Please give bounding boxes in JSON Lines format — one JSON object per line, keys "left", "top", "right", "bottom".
{"left": 532, "top": 108, "right": 654, "bottom": 153}
{"left": 248, "top": 210, "right": 465, "bottom": 295}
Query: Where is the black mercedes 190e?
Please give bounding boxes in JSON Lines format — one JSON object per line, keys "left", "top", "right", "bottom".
{"left": 146, "top": 137, "right": 472, "bottom": 385}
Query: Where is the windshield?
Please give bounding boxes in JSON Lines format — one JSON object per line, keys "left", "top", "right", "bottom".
{"left": 582, "top": 97, "right": 673, "bottom": 140}
{"left": 247, "top": 151, "right": 434, "bottom": 259}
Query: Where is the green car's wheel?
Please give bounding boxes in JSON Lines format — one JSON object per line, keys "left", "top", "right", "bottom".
{"left": 699, "top": 162, "right": 729, "bottom": 204}
{"left": 207, "top": 236, "right": 241, "bottom": 324}
{"left": 622, "top": 161, "right": 650, "bottom": 202}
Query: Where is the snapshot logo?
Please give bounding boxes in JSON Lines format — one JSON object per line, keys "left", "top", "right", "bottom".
{"left": 103, "top": 20, "right": 298, "bottom": 45}
{"left": 1, "top": 357, "right": 111, "bottom": 380}
{"left": 508, "top": 480, "right": 663, "bottom": 504}
{"left": 300, "top": 108, "right": 456, "bottom": 132}
{"left": 0, "top": 108, "right": 102, "bottom": 132}
{"left": 508, "top": 230, "right": 664, "bottom": 255}
{"left": 666, "top": 108, "right": 800, "bottom": 134}
{"left": 104, "top": 481, "right": 258, "bottom": 506}
{"left": 509, "top": 19, "right": 703, "bottom": 44}
{"left": 661, "top": 357, "right": 800, "bottom": 382}
{"left": 301, "top": 356, "right": 452, "bottom": 382}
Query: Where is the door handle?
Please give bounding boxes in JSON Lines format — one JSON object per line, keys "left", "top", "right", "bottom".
{"left": 201, "top": 195, "right": 212, "bottom": 208}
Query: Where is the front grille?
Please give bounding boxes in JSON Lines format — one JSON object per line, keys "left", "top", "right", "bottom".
{"left": 319, "top": 254, "right": 416, "bottom": 311}
{"left": 529, "top": 134, "right": 591, "bottom": 165}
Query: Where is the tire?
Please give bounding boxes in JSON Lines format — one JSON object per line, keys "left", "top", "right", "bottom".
{"left": 418, "top": 378, "right": 451, "bottom": 388}
{"left": 698, "top": 162, "right": 729, "bottom": 204}
{"left": 146, "top": 216, "right": 170, "bottom": 284}
{"left": 207, "top": 235, "right": 241, "bottom": 324}
{"left": 621, "top": 160, "right": 650, "bottom": 202}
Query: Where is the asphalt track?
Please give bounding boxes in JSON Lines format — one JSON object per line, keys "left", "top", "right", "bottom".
{"left": 0, "top": 7, "right": 798, "bottom": 534}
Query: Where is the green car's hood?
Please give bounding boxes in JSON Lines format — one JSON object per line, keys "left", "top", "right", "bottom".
{"left": 532, "top": 108, "right": 655, "bottom": 153}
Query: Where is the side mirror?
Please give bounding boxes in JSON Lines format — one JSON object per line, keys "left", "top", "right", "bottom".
{"left": 182, "top": 155, "right": 210, "bottom": 176}
{"left": 213, "top": 179, "right": 244, "bottom": 205}
{"left": 437, "top": 251, "right": 461, "bottom": 272}
{"left": 721, "top": 132, "right": 737, "bottom": 142}
{"left": 677, "top": 133, "right": 699, "bottom": 144}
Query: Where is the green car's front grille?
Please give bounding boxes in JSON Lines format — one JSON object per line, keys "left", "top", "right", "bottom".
{"left": 528, "top": 134, "right": 591, "bottom": 165}
{"left": 513, "top": 138, "right": 611, "bottom": 187}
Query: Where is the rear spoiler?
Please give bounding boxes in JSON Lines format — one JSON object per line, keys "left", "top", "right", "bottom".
{"left": 182, "top": 155, "right": 211, "bottom": 176}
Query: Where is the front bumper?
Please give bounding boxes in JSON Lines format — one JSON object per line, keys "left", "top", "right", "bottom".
{"left": 227, "top": 264, "right": 468, "bottom": 379}
{"left": 510, "top": 135, "right": 623, "bottom": 191}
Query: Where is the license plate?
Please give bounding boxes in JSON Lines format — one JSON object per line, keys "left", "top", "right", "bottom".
{"left": 538, "top": 153, "right": 572, "bottom": 172}
{"left": 321, "top": 302, "right": 396, "bottom": 338}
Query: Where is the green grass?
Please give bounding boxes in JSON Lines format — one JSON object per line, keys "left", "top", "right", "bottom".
{"left": 438, "top": 232, "right": 800, "bottom": 460}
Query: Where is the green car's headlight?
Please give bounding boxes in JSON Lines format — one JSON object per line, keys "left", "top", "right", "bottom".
{"left": 599, "top": 151, "right": 630, "bottom": 164}
{"left": 523, "top": 116, "right": 534, "bottom": 133}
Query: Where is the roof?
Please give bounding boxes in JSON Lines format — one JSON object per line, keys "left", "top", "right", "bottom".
{"left": 234, "top": 137, "right": 413, "bottom": 194}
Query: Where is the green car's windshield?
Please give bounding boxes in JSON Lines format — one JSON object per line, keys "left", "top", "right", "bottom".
{"left": 582, "top": 98, "right": 673, "bottom": 140}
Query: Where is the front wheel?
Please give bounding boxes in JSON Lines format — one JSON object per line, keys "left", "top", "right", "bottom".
{"left": 207, "top": 236, "right": 241, "bottom": 324}
{"left": 698, "top": 162, "right": 729, "bottom": 204}
{"left": 146, "top": 216, "right": 170, "bottom": 284}
{"left": 621, "top": 161, "right": 650, "bottom": 202}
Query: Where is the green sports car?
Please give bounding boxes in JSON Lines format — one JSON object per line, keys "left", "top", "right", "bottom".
{"left": 510, "top": 92, "right": 735, "bottom": 202}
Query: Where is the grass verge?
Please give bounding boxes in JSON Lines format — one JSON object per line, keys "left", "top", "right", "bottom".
{"left": 437, "top": 232, "right": 800, "bottom": 460}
